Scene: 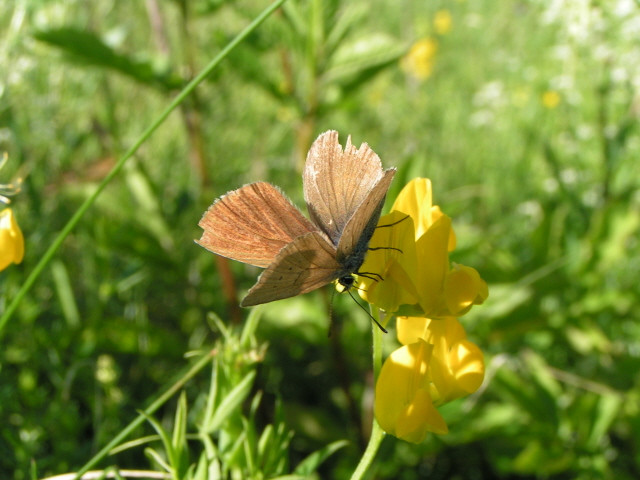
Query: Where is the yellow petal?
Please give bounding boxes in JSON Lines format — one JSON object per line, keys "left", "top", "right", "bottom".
{"left": 430, "top": 205, "right": 456, "bottom": 251}
{"left": 449, "top": 340, "right": 485, "bottom": 394}
{"left": 375, "top": 340, "right": 449, "bottom": 442}
{"left": 397, "top": 316, "right": 431, "bottom": 346}
{"left": 415, "top": 215, "right": 452, "bottom": 316}
{"left": 393, "top": 388, "right": 448, "bottom": 442}
{"left": 443, "top": 264, "right": 489, "bottom": 316}
{"left": 358, "top": 211, "right": 419, "bottom": 311}
{"left": 0, "top": 208, "right": 24, "bottom": 271}
{"left": 391, "top": 178, "right": 434, "bottom": 239}
{"left": 426, "top": 318, "right": 485, "bottom": 404}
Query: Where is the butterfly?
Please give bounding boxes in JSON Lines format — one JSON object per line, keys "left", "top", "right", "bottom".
{"left": 197, "top": 130, "right": 396, "bottom": 307}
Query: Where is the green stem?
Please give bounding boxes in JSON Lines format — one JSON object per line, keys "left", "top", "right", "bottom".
{"left": 74, "top": 351, "right": 213, "bottom": 478}
{"left": 0, "top": 0, "right": 287, "bottom": 337}
{"left": 350, "top": 310, "right": 386, "bottom": 480}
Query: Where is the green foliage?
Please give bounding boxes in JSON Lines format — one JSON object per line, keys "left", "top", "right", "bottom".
{"left": 95, "top": 313, "right": 342, "bottom": 480}
{"left": 33, "top": 28, "right": 184, "bottom": 91}
{"left": 1, "top": 0, "right": 640, "bottom": 479}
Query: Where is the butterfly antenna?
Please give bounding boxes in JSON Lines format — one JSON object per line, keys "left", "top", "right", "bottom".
{"left": 346, "top": 289, "right": 387, "bottom": 334}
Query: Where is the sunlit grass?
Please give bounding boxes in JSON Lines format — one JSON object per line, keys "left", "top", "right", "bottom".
{"left": 1, "top": 0, "right": 639, "bottom": 478}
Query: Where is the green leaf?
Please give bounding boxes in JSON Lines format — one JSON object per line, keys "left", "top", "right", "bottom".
{"left": 207, "top": 312, "right": 231, "bottom": 340}
{"left": 144, "top": 446, "right": 171, "bottom": 473}
{"left": 172, "top": 392, "right": 188, "bottom": 450}
{"left": 172, "top": 392, "right": 190, "bottom": 476}
{"left": 123, "top": 161, "right": 175, "bottom": 251}
{"left": 324, "top": 4, "right": 367, "bottom": 57}
{"left": 293, "top": 439, "right": 349, "bottom": 476}
{"left": 204, "top": 370, "right": 256, "bottom": 433}
{"left": 109, "top": 435, "right": 161, "bottom": 455}
{"left": 242, "top": 417, "right": 257, "bottom": 476}
{"left": 587, "top": 393, "right": 623, "bottom": 449}
{"left": 240, "top": 307, "right": 262, "bottom": 348}
{"left": 324, "top": 32, "right": 405, "bottom": 85}
{"left": 192, "top": 451, "right": 210, "bottom": 480}
{"left": 33, "top": 27, "right": 183, "bottom": 90}
{"left": 201, "top": 360, "right": 220, "bottom": 435}
{"left": 257, "top": 424, "right": 274, "bottom": 467}
{"left": 281, "top": 1, "right": 307, "bottom": 39}
{"left": 141, "top": 412, "right": 175, "bottom": 471}
{"left": 51, "top": 259, "right": 80, "bottom": 328}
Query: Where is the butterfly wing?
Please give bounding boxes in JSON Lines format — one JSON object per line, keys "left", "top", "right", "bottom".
{"left": 241, "top": 231, "right": 342, "bottom": 306}
{"left": 197, "top": 182, "right": 317, "bottom": 268}
{"left": 336, "top": 169, "right": 396, "bottom": 270}
{"left": 303, "top": 130, "right": 388, "bottom": 245}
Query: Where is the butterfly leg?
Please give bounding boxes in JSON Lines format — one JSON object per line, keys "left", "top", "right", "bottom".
{"left": 374, "top": 214, "right": 410, "bottom": 229}
{"left": 357, "top": 272, "right": 384, "bottom": 282}
{"left": 368, "top": 246, "right": 403, "bottom": 253}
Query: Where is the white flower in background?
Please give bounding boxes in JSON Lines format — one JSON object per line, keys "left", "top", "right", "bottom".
{"left": 614, "top": 0, "right": 635, "bottom": 17}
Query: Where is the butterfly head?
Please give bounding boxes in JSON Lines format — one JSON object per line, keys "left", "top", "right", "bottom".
{"left": 337, "top": 274, "right": 356, "bottom": 292}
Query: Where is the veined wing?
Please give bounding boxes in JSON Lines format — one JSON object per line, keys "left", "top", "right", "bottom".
{"left": 336, "top": 169, "right": 396, "bottom": 269}
{"left": 303, "top": 130, "right": 387, "bottom": 245}
{"left": 241, "top": 231, "right": 342, "bottom": 306}
{"left": 197, "top": 182, "right": 317, "bottom": 268}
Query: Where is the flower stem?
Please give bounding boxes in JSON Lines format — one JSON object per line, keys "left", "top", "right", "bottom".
{"left": 350, "top": 310, "right": 386, "bottom": 480}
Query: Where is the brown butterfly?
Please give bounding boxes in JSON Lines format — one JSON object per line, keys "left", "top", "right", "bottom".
{"left": 197, "top": 130, "right": 396, "bottom": 307}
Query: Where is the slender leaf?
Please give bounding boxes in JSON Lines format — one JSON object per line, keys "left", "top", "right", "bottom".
{"left": 204, "top": 370, "right": 256, "bottom": 433}
{"left": 50, "top": 259, "right": 80, "bottom": 328}
{"left": 293, "top": 439, "right": 349, "bottom": 476}
{"left": 33, "top": 28, "right": 183, "bottom": 90}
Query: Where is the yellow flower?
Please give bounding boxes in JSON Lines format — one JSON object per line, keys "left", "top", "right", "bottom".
{"left": 542, "top": 90, "right": 561, "bottom": 109}
{"left": 375, "top": 339, "right": 448, "bottom": 442}
{"left": 397, "top": 316, "right": 485, "bottom": 405}
{"left": 375, "top": 316, "right": 485, "bottom": 442}
{"left": 369, "top": 179, "right": 486, "bottom": 443}
{"left": 434, "top": 10, "right": 453, "bottom": 35}
{"left": 358, "top": 178, "right": 488, "bottom": 316}
{"left": 0, "top": 208, "right": 24, "bottom": 271}
{"left": 401, "top": 38, "right": 438, "bottom": 80}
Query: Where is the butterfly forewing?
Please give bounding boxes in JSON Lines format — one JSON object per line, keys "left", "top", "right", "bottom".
{"left": 198, "top": 182, "right": 317, "bottom": 268}
{"left": 336, "top": 169, "right": 396, "bottom": 270}
{"left": 303, "top": 130, "right": 386, "bottom": 245}
{"left": 241, "top": 231, "right": 342, "bottom": 306}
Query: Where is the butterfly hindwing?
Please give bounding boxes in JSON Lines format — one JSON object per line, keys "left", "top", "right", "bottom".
{"left": 241, "top": 231, "right": 343, "bottom": 306}
{"left": 197, "top": 182, "right": 317, "bottom": 268}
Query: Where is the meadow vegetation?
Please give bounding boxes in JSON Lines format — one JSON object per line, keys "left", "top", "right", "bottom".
{"left": 1, "top": 0, "right": 639, "bottom": 478}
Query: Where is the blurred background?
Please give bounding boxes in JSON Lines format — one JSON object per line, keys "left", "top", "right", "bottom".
{"left": 1, "top": 0, "right": 639, "bottom": 478}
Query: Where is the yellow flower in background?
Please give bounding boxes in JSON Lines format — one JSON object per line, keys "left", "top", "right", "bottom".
{"left": 0, "top": 208, "right": 24, "bottom": 271}
{"left": 542, "top": 90, "right": 561, "bottom": 109}
{"left": 358, "top": 178, "right": 488, "bottom": 316}
{"left": 401, "top": 38, "right": 438, "bottom": 80}
{"left": 434, "top": 10, "right": 453, "bottom": 35}
{"left": 375, "top": 316, "right": 484, "bottom": 442}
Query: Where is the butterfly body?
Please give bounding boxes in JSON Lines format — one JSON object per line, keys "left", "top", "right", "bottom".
{"left": 197, "top": 130, "right": 395, "bottom": 306}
